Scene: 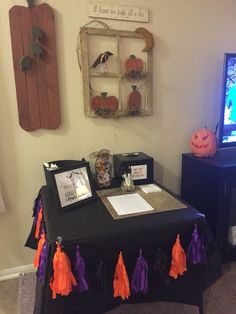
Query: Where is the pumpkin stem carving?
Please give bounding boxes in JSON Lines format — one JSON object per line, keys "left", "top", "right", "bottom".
{"left": 27, "top": 0, "right": 35, "bottom": 7}
{"left": 101, "top": 92, "right": 108, "bottom": 98}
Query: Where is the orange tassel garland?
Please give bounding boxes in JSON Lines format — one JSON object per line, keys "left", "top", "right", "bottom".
{"left": 34, "top": 232, "right": 45, "bottom": 268}
{"left": 113, "top": 251, "right": 130, "bottom": 300}
{"left": 35, "top": 207, "right": 43, "bottom": 239}
{"left": 169, "top": 234, "right": 187, "bottom": 279}
{"left": 50, "top": 243, "right": 77, "bottom": 299}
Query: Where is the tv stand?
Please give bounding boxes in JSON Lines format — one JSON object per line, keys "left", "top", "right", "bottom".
{"left": 181, "top": 147, "right": 236, "bottom": 262}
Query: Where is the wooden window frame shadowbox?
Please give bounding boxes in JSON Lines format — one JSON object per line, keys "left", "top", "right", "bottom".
{"left": 80, "top": 27, "right": 153, "bottom": 118}
{"left": 44, "top": 160, "right": 96, "bottom": 212}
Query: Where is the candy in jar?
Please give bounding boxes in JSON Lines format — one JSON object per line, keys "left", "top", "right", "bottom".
{"left": 90, "top": 149, "right": 112, "bottom": 187}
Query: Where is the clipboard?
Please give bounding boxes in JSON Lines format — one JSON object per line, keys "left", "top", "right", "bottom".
{"left": 96, "top": 186, "right": 187, "bottom": 219}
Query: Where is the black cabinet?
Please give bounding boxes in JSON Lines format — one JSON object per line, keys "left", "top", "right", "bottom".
{"left": 181, "top": 148, "right": 236, "bottom": 262}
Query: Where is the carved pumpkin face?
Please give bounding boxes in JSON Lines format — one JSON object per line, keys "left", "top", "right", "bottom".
{"left": 190, "top": 127, "right": 217, "bottom": 157}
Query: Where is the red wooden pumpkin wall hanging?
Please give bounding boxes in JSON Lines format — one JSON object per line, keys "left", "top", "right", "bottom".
{"left": 9, "top": 0, "right": 61, "bottom": 131}
{"left": 125, "top": 55, "right": 143, "bottom": 79}
{"left": 91, "top": 92, "right": 118, "bottom": 118}
{"left": 190, "top": 127, "right": 217, "bottom": 157}
{"left": 128, "top": 86, "right": 141, "bottom": 114}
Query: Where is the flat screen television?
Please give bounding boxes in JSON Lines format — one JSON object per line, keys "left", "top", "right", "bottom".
{"left": 218, "top": 53, "right": 236, "bottom": 148}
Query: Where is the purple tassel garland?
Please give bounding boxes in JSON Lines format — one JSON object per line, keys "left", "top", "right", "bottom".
{"left": 74, "top": 245, "right": 89, "bottom": 293}
{"left": 33, "top": 198, "right": 44, "bottom": 238}
{"left": 187, "top": 224, "right": 206, "bottom": 264}
{"left": 33, "top": 198, "right": 42, "bottom": 226}
{"left": 131, "top": 249, "right": 148, "bottom": 294}
{"left": 37, "top": 240, "right": 49, "bottom": 283}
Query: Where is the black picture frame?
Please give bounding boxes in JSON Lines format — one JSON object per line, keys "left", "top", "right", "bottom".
{"left": 47, "top": 161, "right": 96, "bottom": 212}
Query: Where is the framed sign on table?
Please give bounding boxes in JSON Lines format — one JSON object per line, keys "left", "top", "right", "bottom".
{"left": 44, "top": 160, "right": 96, "bottom": 212}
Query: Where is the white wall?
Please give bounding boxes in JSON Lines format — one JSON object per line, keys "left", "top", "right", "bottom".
{"left": 0, "top": 0, "right": 235, "bottom": 270}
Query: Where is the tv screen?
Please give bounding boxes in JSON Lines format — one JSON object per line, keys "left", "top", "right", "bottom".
{"left": 219, "top": 53, "right": 236, "bottom": 148}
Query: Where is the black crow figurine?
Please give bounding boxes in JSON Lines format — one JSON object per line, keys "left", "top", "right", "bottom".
{"left": 91, "top": 51, "right": 113, "bottom": 69}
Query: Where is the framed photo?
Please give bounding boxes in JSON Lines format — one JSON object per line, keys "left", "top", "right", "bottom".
{"left": 49, "top": 161, "right": 96, "bottom": 212}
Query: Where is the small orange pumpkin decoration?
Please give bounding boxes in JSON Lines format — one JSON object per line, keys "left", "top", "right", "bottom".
{"left": 91, "top": 92, "right": 118, "bottom": 113}
{"left": 128, "top": 85, "right": 141, "bottom": 113}
{"left": 125, "top": 55, "right": 143, "bottom": 74}
{"left": 190, "top": 127, "right": 217, "bottom": 157}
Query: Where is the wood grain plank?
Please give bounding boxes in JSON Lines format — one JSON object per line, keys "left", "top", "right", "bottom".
{"left": 146, "top": 50, "right": 153, "bottom": 115}
{"left": 9, "top": 6, "right": 30, "bottom": 131}
{"left": 9, "top": 4, "right": 60, "bottom": 131}
{"left": 85, "top": 27, "right": 144, "bottom": 39}
{"left": 39, "top": 4, "right": 60, "bottom": 129}
{"left": 80, "top": 30, "right": 91, "bottom": 116}
{"left": 32, "top": 4, "right": 50, "bottom": 129}
{"left": 20, "top": 6, "right": 41, "bottom": 131}
{"left": 116, "top": 35, "right": 122, "bottom": 111}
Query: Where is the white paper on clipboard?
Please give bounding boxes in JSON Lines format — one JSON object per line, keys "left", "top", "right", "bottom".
{"left": 107, "top": 193, "right": 154, "bottom": 216}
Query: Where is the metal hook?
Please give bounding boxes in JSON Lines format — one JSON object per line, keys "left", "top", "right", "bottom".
{"left": 57, "top": 236, "right": 62, "bottom": 245}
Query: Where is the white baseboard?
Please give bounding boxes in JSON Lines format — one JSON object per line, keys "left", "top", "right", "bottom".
{"left": 0, "top": 264, "right": 35, "bottom": 281}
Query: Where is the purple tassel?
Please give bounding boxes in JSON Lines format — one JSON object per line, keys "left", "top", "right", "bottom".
{"left": 131, "top": 249, "right": 148, "bottom": 294}
{"left": 33, "top": 198, "right": 42, "bottom": 225}
{"left": 74, "top": 246, "right": 89, "bottom": 293}
{"left": 37, "top": 240, "right": 48, "bottom": 283}
{"left": 33, "top": 198, "right": 43, "bottom": 237}
{"left": 187, "top": 224, "right": 206, "bottom": 264}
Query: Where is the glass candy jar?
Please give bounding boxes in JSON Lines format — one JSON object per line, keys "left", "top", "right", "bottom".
{"left": 90, "top": 149, "right": 112, "bottom": 188}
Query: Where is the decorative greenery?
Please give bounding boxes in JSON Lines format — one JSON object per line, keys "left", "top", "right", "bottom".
{"left": 32, "top": 26, "right": 43, "bottom": 40}
{"left": 19, "top": 25, "right": 44, "bottom": 71}
{"left": 19, "top": 56, "right": 33, "bottom": 71}
{"left": 32, "top": 42, "right": 43, "bottom": 57}
{"left": 94, "top": 108, "right": 117, "bottom": 118}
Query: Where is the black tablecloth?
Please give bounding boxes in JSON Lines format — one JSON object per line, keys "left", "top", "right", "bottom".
{"left": 31, "top": 186, "right": 222, "bottom": 314}
{"left": 42, "top": 184, "right": 206, "bottom": 242}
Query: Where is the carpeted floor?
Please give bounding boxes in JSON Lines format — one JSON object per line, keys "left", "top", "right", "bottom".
{"left": 1, "top": 262, "right": 236, "bottom": 314}
{"left": 0, "top": 276, "right": 18, "bottom": 314}
{"left": 18, "top": 272, "right": 36, "bottom": 314}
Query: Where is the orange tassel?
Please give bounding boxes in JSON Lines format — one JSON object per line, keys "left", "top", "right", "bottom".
{"left": 35, "top": 207, "right": 43, "bottom": 239}
{"left": 113, "top": 251, "right": 130, "bottom": 300}
{"left": 50, "top": 243, "right": 77, "bottom": 299}
{"left": 169, "top": 234, "right": 187, "bottom": 279}
{"left": 34, "top": 232, "right": 45, "bottom": 268}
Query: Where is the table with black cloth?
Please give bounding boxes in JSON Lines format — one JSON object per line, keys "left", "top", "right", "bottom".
{"left": 33, "top": 185, "right": 222, "bottom": 314}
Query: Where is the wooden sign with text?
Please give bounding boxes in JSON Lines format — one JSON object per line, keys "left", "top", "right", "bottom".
{"left": 88, "top": 2, "right": 149, "bottom": 22}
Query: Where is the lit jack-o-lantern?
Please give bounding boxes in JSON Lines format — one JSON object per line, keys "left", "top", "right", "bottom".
{"left": 190, "top": 127, "right": 217, "bottom": 157}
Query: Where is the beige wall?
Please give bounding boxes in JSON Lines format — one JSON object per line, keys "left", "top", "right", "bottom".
{"left": 0, "top": 0, "right": 235, "bottom": 270}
